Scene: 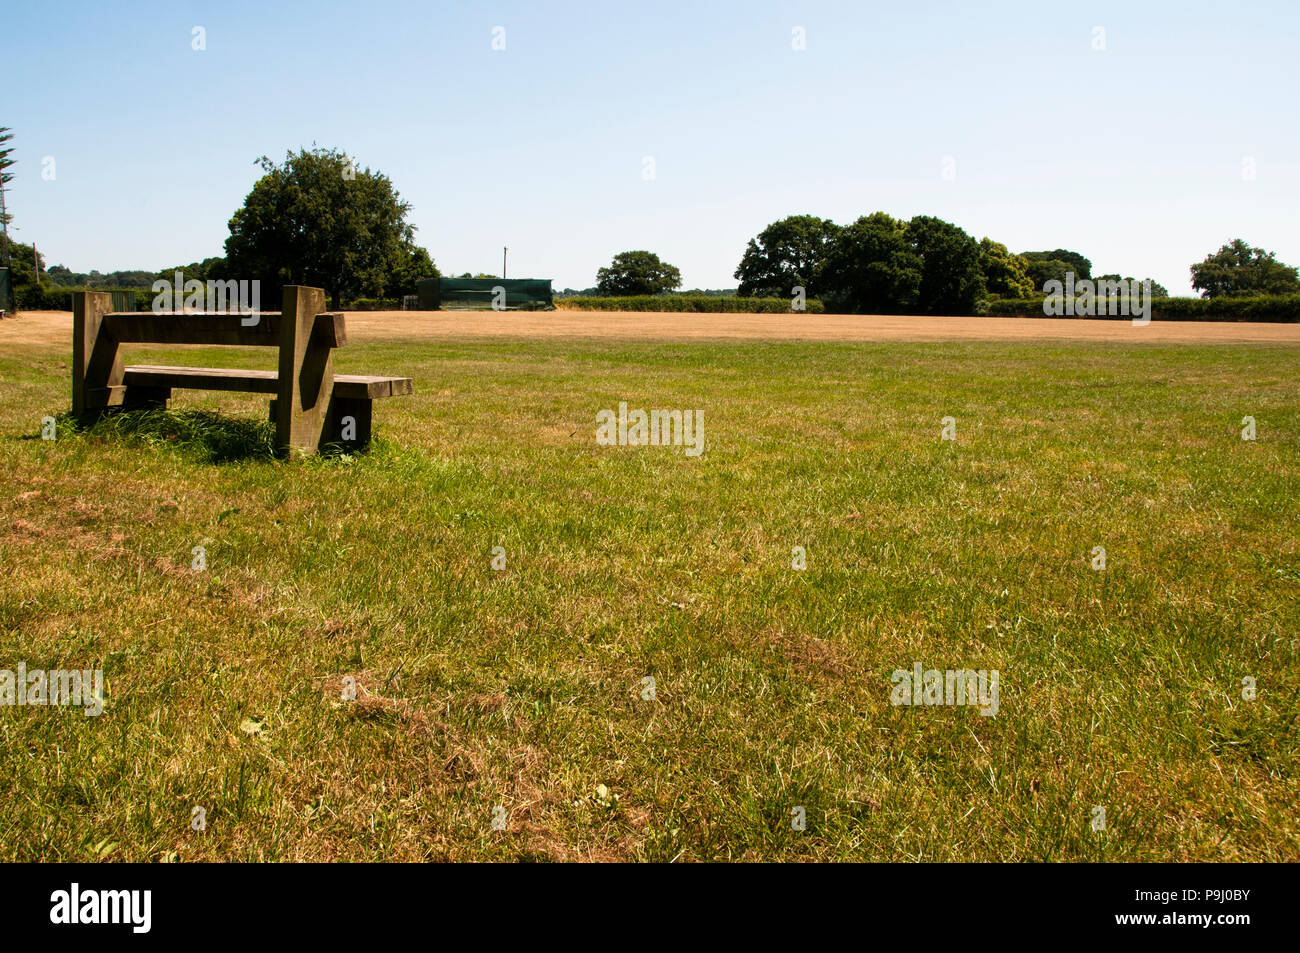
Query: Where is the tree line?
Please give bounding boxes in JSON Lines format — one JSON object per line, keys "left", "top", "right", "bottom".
{"left": 586, "top": 215, "right": 1300, "bottom": 311}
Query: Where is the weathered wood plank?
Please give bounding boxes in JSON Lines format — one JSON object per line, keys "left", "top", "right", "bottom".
{"left": 123, "top": 366, "right": 278, "bottom": 394}
{"left": 104, "top": 311, "right": 282, "bottom": 346}
{"left": 123, "top": 365, "right": 411, "bottom": 400}
{"left": 101, "top": 311, "right": 347, "bottom": 348}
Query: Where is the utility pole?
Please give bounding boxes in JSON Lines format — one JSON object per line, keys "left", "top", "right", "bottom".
{"left": 503, "top": 246, "right": 508, "bottom": 280}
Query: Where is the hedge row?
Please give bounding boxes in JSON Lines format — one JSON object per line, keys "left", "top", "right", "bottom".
{"left": 17, "top": 283, "right": 1295, "bottom": 323}
{"left": 556, "top": 295, "right": 826, "bottom": 314}
{"left": 983, "top": 295, "right": 1300, "bottom": 322}
{"left": 10, "top": 284, "right": 155, "bottom": 311}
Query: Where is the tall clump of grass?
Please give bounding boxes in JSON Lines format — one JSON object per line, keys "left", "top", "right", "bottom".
{"left": 74, "top": 409, "right": 277, "bottom": 463}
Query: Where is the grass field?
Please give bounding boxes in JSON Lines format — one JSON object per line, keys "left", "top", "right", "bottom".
{"left": 1, "top": 320, "right": 1297, "bottom": 861}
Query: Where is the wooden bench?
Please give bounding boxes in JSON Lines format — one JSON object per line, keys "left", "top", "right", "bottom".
{"left": 72, "top": 285, "right": 412, "bottom": 455}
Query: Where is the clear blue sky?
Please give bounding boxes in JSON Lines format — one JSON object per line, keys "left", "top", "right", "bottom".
{"left": 3, "top": 0, "right": 1296, "bottom": 294}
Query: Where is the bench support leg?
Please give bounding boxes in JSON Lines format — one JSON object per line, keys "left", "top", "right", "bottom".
{"left": 275, "top": 285, "right": 333, "bottom": 457}
{"left": 121, "top": 385, "right": 171, "bottom": 411}
{"left": 274, "top": 397, "right": 373, "bottom": 451}
{"left": 324, "top": 396, "right": 373, "bottom": 452}
{"left": 72, "top": 291, "right": 122, "bottom": 424}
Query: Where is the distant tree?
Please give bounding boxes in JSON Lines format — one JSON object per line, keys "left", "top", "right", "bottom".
{"left": 596, "top": 250, "right": 682, "bottom": 296}
{"left": 907, "top": 216, "right": 985, "bottom": 314}
{"left": 224, "top": 146, "right": 435, "bottom": 308}
{"left": 42, "top": 266, "right": 159, "bottom": 288}
{"left": 1023, "top": 258, "right": 1077, "bottom": 292}
{"left": 734, "top": 215, "right": 840, "bottom": 298}
{"left": 2, "top": 239, "right": 54, "bottom": 309}
{"left": 154, "top": 257, "right": 229, "bottom": 285}
{"left": 1022, "top": 248, "right": 1092, "bottom": 279}
{"left": 818, "top": 212, "right": 921, "bottom": 314}
{"left": 110, "top": 270, "right": 158, "bottom": 288}
{"left": 387, "top": 244, "right": 437, "bottom": 296}
{"left": 4, "top": 239, "right": 43, "bottom": 290}
{"left": 1094, "top": 274, "right": 1169, "bottom": 298}
{"left": 1190, "top": 239, "right": 1300, "bottom": 298}
{"left": 978, "top": 239, "right": 1034, "bottom": 298}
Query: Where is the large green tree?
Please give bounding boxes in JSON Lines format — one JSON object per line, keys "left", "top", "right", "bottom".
{"left": 1022, "top": 248, "right": 1092, "bottom": 279}
{"left": 4, "top": 240, "right": 50, "bottom": 309}
{"left": 818, "top": 213, "right": 921, "bottom": 314}
{"left": 907, "top": 216, "right": 985, "bottom": 314}
{"left": 224, "top": 146, "right": 435, "bottom": 307}
{"left": 1022, "top": 258, "right": 1075, "bottom": 292}
{"left": 596, "top": 250, "right": 682, "bottom": 296}
{"left": 978, "top": 239, "right": 1034, "bottom": 298}
{"left": 819, "top": 213, "right": 986, "bottom": 314}
{"left": 734, "top": 215, "right": 840, "bottom": 298}
{"left": 1190, "top": 239, "right": 1300, "bottom": 298}
{"left": 389, "top": 244, "right": 436, "bottom": 298}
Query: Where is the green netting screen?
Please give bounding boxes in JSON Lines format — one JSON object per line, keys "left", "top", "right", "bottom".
{"left": 416, "top": 277, "right": 553, "bottom": 311}
{"left": 0, "top": 268, "right": 11, "bottom": 312}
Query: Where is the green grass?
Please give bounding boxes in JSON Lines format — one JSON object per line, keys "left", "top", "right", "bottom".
{"left": 0, "top": 333, "right": 1297, "bottom": 861}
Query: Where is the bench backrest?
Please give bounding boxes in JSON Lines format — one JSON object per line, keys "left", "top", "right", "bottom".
{"left": 72, "top": 285, "right": 346, "bottom": 454}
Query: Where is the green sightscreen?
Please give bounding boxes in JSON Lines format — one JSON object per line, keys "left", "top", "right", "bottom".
{"left": 416, "top": 277, "right": 553, "bottom": 311}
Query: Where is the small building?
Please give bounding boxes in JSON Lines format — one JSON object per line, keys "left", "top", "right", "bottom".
{"left": 415, "top": 277, "right": 553, "bottom": 311}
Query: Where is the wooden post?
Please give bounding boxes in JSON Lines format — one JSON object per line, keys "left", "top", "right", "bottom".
{"left": 274, "top": 285, "right": 333, "bottom": 455}
{"left": 121, "top": 384, "right": 171, "bottom": 411}
{"left": 72, "top": 291, "right": 121, "bottom": 419}
{"left": 325, "top": 395, "right": 373, "bottom": 451}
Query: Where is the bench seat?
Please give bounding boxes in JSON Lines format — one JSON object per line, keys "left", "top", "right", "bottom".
{"left": 122, "top": 364, "right": 413, "bottom": 399}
